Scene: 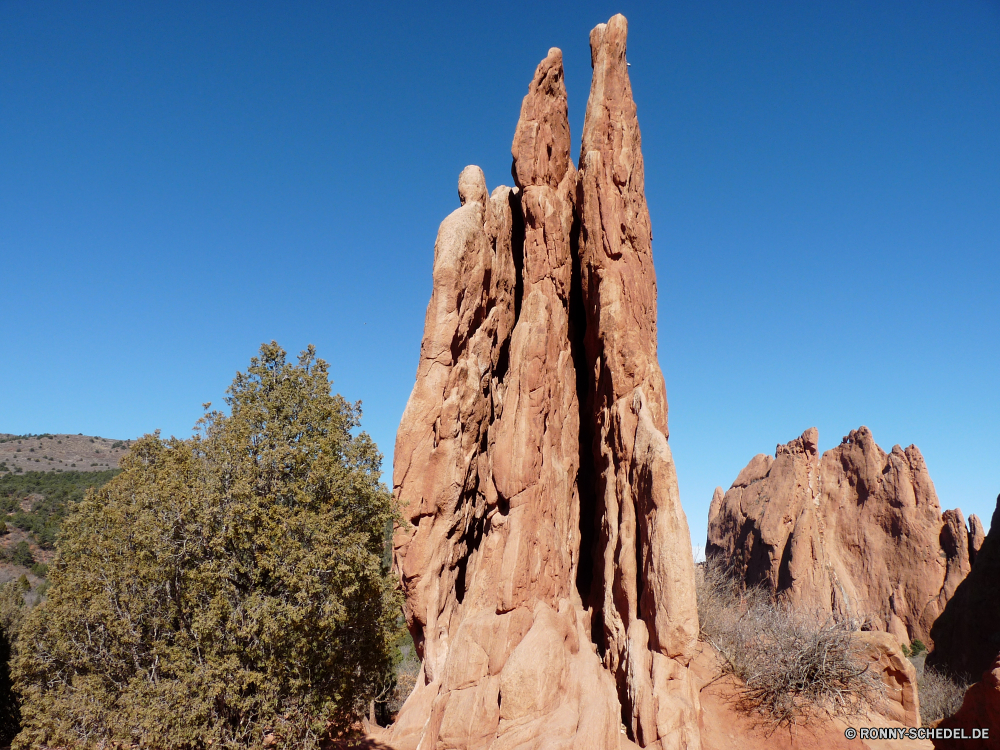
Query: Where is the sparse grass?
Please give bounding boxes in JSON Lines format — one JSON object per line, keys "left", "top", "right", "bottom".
{"left": 697, "top": 558, "right": 884, "bottom": 730}
{"left": 917, "top": 666, "right": 968, "bottom": 725}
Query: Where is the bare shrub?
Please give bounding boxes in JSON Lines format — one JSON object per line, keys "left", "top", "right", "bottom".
{"left": 917, "top": 666, "right": 968, "bottom": 725}
{"left": 389, "top": 655, "right": 421, "bottom": 716}
{"left": 371, "top": 652, "right": 420, "bottom": 726}
{"left": 697, "top": 557, "right": 884, "bottom": 729}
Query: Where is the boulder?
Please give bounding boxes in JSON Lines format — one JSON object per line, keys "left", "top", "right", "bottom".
{"left": 707, "top": 427, "right": 973, "bottom": 647}
{"left": 854, "top": 631, "right": 921, "bottom": 728}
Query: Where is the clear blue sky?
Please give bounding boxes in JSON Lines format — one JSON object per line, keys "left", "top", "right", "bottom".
{"left": 2, "top": 1, "right": 998, "bottom": 548}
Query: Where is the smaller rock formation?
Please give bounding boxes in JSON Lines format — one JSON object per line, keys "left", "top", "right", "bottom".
{"left": 932, "top": 651, "right": 1000, "bottom": 750}
{"left": 969, "top": 514, "right": 986, "bottom": 565}
{"left": 707, "top": 427, "right": 974, "bottom": 646}
{"left": 855, "top": 631, "right": 921, "bottom": 728}
{"left": 928, "top": 495, "right": 1000, "bottom": 681}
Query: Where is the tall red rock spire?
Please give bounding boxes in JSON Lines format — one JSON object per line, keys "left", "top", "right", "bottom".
{"left": 577, "top": 14, "right": 701, "bottom": 749}
{"left": 385, "top": 46, "right": 621, "bottom": 750}
{"left": 383, "top": 17, "right": 702, "bottom": 750}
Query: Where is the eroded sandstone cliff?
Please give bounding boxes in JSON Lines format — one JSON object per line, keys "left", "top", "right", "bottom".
{"left": 384, "top": 15, "right": 700, "bottom": 750}
{"left": 928, "top": 494, "right": 1000, "bottom": 682}
{"left": 706, "top": 427, "right": 973, "bottom": 647}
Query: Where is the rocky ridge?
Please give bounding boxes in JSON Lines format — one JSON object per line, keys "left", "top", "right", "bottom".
{"left": 0, "top": 433, "right": 129, "bottom": 474}
{"left": 706, "top": 427, "right": 975, "bottom": 647}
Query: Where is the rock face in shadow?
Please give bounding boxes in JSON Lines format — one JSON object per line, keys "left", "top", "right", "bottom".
{"left": 379, "top": 16, "right": 700, "bottom": 750}
{"left": 384, "top": 18, "right": 700, "bottom": 750}
{"left": 969, "top": 513, "right": 986, "bottom": 565}
{"left": 928, "top": 495, "right": 1000, "bottom": 681}
{"left": 933, "top": 651, "right": 1000, "bottom": 750}
{"left": 706, "top": 427, "right": 973, "bottom": 647}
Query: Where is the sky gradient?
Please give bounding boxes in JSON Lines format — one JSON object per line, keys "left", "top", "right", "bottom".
{"left": 2, "top": 0, "right": 998, "bottom": 549}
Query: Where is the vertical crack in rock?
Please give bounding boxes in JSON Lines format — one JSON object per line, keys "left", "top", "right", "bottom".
{"left": 576, "top": 14, "right": 701, "bottom": 749}
{"left": 388, "top": 46, "right": 621, "bottom": 750}
{"left": 386, "top": 16, "right": 701, "bottom": 750}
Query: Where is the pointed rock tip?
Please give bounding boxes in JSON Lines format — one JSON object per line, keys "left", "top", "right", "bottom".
{"left": 607, "top": 13, "right": 628, "bottom": 30}
{"left": 801, "top": 426, "right": 818, "bottom": 449}
{"left": 589, "top": 14, "right": 628, "bottom": 64}
{"left": 531, "top": 47, "right": 566, "bottom": 93}
{"left": 458, "top": 165, "right": 488, "bottom": 207}
{"left": 511, "top": 45, "right": 571, "bottom": 189}
{"left": 774, "top": 428, "right": 818, "bottom": 457}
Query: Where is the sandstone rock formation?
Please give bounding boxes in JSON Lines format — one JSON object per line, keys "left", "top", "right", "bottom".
{"left": 969, "top": 514, "right": 986, "bottom": 565}
{"left": 384, "top": 16, "right": 699, "bottom": 750}
{"left": 854, "top": 631, "right": 921, "bottom": 728}
{"left": 928, "top": 495, "right": 1000, "bottom": 681}
{"left": 933, "top": 651, "right": 1000, "bottom": 750}
{"left": 577, "top": 18, "right": 700, "bottom": 750}
{"left": 706, "top": 427, "right": 974, "bottom": 647}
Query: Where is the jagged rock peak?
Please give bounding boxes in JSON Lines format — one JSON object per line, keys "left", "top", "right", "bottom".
{"left": 929, "top": 493, "right": 1000, "bottom": 682}
{"left": 707, "top": 426, "right": 974, "bottom": 647}
{"left": 511, "top": 47, "right": 571, "bottom": 190}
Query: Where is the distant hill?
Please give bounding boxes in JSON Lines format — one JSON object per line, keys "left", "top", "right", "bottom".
{"left": 0, "top": 433, "right": 131, "bottom": 592}
{"left": 0, "top": 433, "right": 133, "bottom": 475}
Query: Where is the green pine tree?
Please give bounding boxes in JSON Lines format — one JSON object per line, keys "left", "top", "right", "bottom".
{"left": 12, "top": 343, "right": 400, "bottom": 749}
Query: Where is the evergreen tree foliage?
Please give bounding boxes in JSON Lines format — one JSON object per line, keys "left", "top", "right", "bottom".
{"left": 10, "top": 543, "right": 33, "bottom": 569}
{"left": 12, "top": 343, "right": 399, "bottom": 749}
{"left": 0, "top": 582, "right": 27, "bottom": 744}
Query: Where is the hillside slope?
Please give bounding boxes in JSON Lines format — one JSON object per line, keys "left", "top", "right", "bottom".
{"left": 0, "top": 433, "right": 131, "bottom": 474}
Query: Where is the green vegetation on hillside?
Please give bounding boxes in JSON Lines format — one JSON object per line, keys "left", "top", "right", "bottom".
{"left": 11, "top": 343, "right": 399, "bottom": 749}
{"left": 0, "top": 470, "right": 119, "bottom": 550}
